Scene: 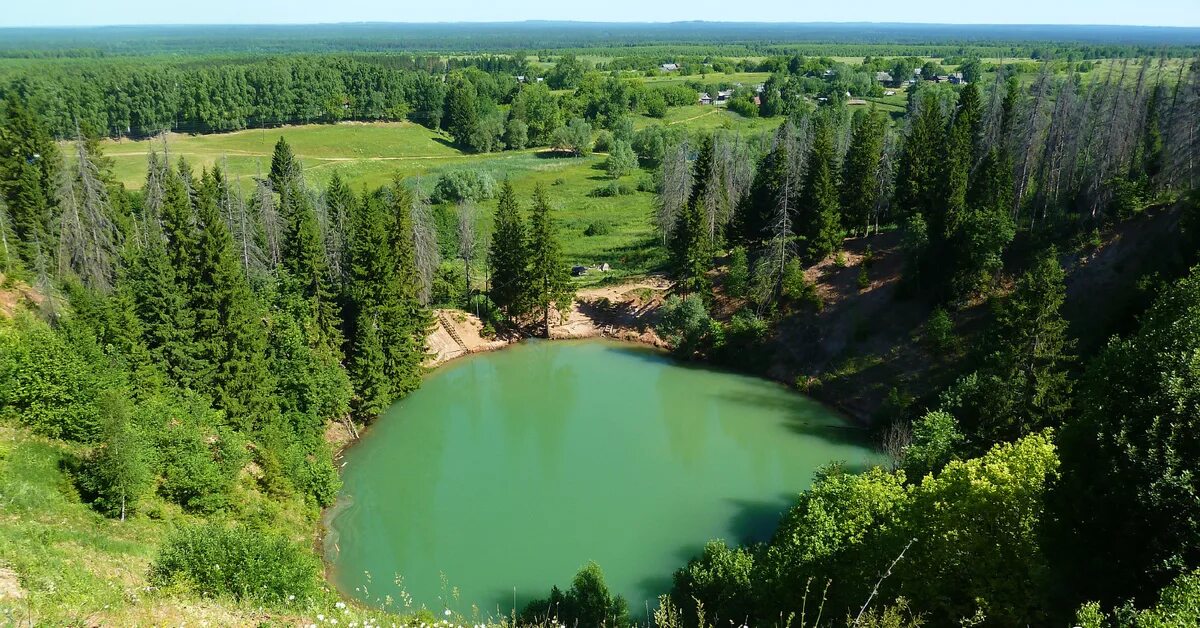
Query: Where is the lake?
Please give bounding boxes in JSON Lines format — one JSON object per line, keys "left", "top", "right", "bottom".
{"left": 324, "top": 339, "right": 879, "bottom": 616}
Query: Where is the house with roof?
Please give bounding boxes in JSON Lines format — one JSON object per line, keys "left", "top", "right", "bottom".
{"left": 660, "top": 63, "right": 680, "bottom": 72}
{"left": 698, "top": 92, "right": 712, "bottom": 105}
{"left": 715, "top": 89, "right": 734, "bottom": 102}
{"left": 875, "top": 71, "right": 894, "bottom": 84}
{"left": 948, "top": 72, "right": 966, "bottom": 84}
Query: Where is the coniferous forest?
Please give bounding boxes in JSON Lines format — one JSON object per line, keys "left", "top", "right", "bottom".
{"left": 2, "top": 20, "right": 1200, "bottom": 628}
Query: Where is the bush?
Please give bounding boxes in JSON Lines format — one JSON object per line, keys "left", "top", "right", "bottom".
{"left": 589, "top": 182, "right": 636, "bottom": 198}
{"left": 504, "top": 117, "right": 528, "bottom": 150}
{"left": 727, "top": 95, "right": 759, "bottom": 117}
{"left": 593, "top": 130, "right": 613, "bottom": 153}
{"left": 584, "top": 221, "right": 613, "bottom": 237}
{"left": 150, "top": 524, "right": 324, "bottom": 605}
{"left": 0, "top": 314, "right": 114, "bottom": 442}
{"left": 656, "top": 295, "right": 722, "bottom": 358}
{"left": 925, "top": 306, "right": 958, "bottom": 355}
{"left": 521, "top": 562, "right": 630, "bottom": 628}
{"left": 147, "top": 393, "right": 246, "bottom": 514}
{"left": 605, "top": 140, "right": 639, "bottom": 179}
{"left": 430, "top": 170, "right": 497, "bottom": 204}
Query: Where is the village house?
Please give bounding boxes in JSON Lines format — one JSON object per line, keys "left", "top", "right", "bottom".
{"left": 698, "top": 92, "right": 712, "bottom": 105}
{"left": 715, "top": 89, "right": 734, "bottom": 102}
{"left": 660, "top": 62, "right": 679, "bottom": 72}
{"left": 875, "top": 71, "right": 894, "bottom": 84}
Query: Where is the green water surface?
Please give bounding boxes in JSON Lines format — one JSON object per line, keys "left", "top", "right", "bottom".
{"left": 325, "top": 339, "right": 878, "bottom": 616}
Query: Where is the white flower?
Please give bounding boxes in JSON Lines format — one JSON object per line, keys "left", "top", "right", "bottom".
{"left": 289, "top": 594, "right": 296, "bottom": 601}
{"left": 318, "top": 614, "right": 325, "bottom": 621}
{"left": 444, "top": 609, "right": 452, "bottom": 617}
{"left": 336, "top": 601, "right": 347, "bottom": 609}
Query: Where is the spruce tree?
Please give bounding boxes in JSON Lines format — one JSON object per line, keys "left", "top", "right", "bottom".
{"left": 281, "top": 181, "right": 342, "bottom": 354}
{"left": 268, "top": 137, "right": 299, "bottom": 195}
{"left": 383, "top": 183, "right": 429, "bottom": 397}
{"left": 445, "top": 78, "right": 480, "bottom": 150}
{"left": 841, "top": 107, "right": 888, "bottom": 237}
{"left": 669, "top": 194, "right": 709, "bottom": 300}
{"left": 349, "top": 310, "right": 389, "bottom": 421}
{"left": 489, "top": 180, "right": 530, "bottom": 321}
{"left": 731, "top": 140, "right": 789, "bottom": 247}
{"left": 190, "top": 170, "right": 276, "bottom": 429}
{"left": 797, "top": 116, "right": 843, "bottom": 263}
{"left": 0, "top": 94, "right": 60, "bottom": 265}
{"left": 526, "top": 185, "right": 575, "bottom": 337}
{"left": 161, "top": 161, "right": 197, "bottom": 288}
{"left": 894, "top": 92, "right": 946, "bottom": 226}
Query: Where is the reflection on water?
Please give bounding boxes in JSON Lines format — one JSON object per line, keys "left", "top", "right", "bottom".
{"left": 327, "top": 339, "right": 881, "bottom": 616}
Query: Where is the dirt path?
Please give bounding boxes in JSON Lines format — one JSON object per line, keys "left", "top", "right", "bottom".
{"left": 667, "top": 108, "right": 721, "bottom": 126}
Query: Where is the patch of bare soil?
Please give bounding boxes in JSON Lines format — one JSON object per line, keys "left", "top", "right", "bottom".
{"left": 554, "top": 275, "right": 671, "bottom": 347}
{"left": 0, "top": 566, "right": 24, "bottom": 601}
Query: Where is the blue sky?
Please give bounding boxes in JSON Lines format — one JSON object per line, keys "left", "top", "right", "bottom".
{"left": 2, "top": 0, "right": 1197, "bottom": 28}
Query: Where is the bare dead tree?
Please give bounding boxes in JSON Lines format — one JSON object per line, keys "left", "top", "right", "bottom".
{"left": 320, "top": 187, "right": 348, "bottom": 282}
{"left": 0, "top": 197, "right": 12, "bottom": 273}
{"left": 252, "top": 179, "right": 283, "bottom": 268}
{"left": 851, "top": 538, "right": 917, "bottom": 628}
{"left": 656, "top": 137, "right": 691, "bottom": 245}
{"left": 1165, "top": 57, "right": 1200, "bottom": 190}
{"left": 871, "top": 130, "right": 898, "bottom": 236}
{"left": 457, "top": 201, "right": 479, "bottom": 315}
{"left": 217, "top": 158, "right": 263, "bottom": 277}
{"left": 1033, "top": 74, "right": 1081, "bottom": 220}
{"left": 410, "top": 191, "right": 440, "bottom": 306}
{"left": 57, "top": 133, "right": 121, "bottom": 293}
{"left": 1013, "top": 63, "right": 1055, "bottom": 224}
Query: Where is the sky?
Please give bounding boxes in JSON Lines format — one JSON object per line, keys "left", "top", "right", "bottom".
{"left": 1, "top": 0, "right": 1198, "bottom": 28}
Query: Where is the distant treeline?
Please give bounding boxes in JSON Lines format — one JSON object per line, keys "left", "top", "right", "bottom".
{"left": 0, "top": 22, "right": 1198, "bottom": 58}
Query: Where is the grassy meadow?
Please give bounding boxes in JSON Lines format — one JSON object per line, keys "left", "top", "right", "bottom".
{"left": 97, "top": 106, "right": 780, "bottom": 283}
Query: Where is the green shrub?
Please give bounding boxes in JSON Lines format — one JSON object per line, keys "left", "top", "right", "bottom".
{"left": 146, "top": 394, "right": 245, "bottom": 514}
{"left": 584, "top": 221, "right": 613, "bottom": 237}
{"left": 430, "top": 170, "right": 496, "bottom": 204}
{"left": 0, "top": 314, "right": 112, "bottom": 442}
{"left": 656, "top": 295, "right": 722, "bottom": 359}
{"left": 521, "top": 562, "right": 630, "bottom": 627}
{"left": 925, "top": 306, "right": 958, "bottom": 355}
{"left": 149, "top": 524, "right": 324, "bottom": 605}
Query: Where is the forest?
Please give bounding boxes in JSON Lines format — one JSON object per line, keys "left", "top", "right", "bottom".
{"left": 1, "top": 21, "right": 1200, "bottom": 627}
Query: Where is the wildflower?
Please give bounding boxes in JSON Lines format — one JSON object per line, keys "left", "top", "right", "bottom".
{"left": 444, "top": 609, "right": 452, "bottom": 617}
{"left": 318, "top": 614, "right": 325, "bottom": 621}
{"left": 337, "top": 601, "right": 347, "bottom": 609}
{"left": 289, "top": 594, "right": 296, "bottom": 601}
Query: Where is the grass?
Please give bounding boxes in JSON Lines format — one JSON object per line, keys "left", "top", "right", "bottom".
{"left": 95, "top": 106, "right": 783, "bottom": 287}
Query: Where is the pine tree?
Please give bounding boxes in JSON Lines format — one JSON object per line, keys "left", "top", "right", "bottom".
{"left": 161, "top": 161, "right": 197, "bottom": 288}
{"left": 445, "top": 78, "right": 480, "bottom": 150}
{"left": 377, "top": 183, "right": 430, "bottom": 398}
{"left": 669, "top": 194, "right": 709, "bottom": 300}
{"left": 349, "top": 310, "right": 389, "bottom": 421}
{"left": 731, "top": 139, "right": 789, "bottom": 247}
{"left": 123, "top": 210, "right": 196, "bottom": 386}
{"left": 841, "top": 107, "right": 888, "bottom": 237}
{"left": 0, "top": 94, "right": 60, "bottom": 265}
{"left": 489, "top": 180, "right": 530, "bottom": 320}
{"left": 268, "top": 137, "right": 299, "bottom": 195}
{"left": 894, "top": 92, "right": 946, "bottom": 226}
{"left": 526, "top": 185, "right": 575, "bottom": 337}
{"left": 190, "top": 170, "right": 276, "bottom": 429}
{"left": 797, "top": 116, "right": 842, "bottom": 263}
{"left": 323, "top": 171, "right": 355, "bottom": 279}
{"left": 281, "top": 180, "right": 342, "bottom": 354}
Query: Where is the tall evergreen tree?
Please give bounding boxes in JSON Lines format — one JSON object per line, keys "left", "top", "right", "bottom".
{"left": 281, "top": 181, "right": 342, "bottom": 354}
{"left": 841, "top": 107, "right": 888, "bottom": 237}
{"left": 0, "top": 94, "right": 60, "bottom": 265}
{"left": 731, "top": 139, "right": 789, "bottom": 247}
{"left": 894, "top": 92, "right": 946, "bottom": 226}
{"left": 377, "top": 183, "right": 430, "bottom": 398}
{"left": 190, "top": 170, "right": 276, "bottom": 429}
{"left": 526, "top": 185, "right": 574, "bottom": 337}
{"left": 268, "top": 137, "right": 299, "bottom": 195}
{"left": 797, "top": 116, "right": 843, "bottom": 263}
{"left": 488, "top": 180, "right": 530, "bottom": 321}
{"left": 445, "top": 78, "right": 480, "bottom": 150}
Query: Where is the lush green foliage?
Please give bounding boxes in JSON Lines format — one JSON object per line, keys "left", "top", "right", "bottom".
{"left": 149, "top": 524, "right": 324, "bottom": 604}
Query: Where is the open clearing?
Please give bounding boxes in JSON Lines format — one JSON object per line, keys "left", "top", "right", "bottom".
{"left": 96, "top": 106, "right": 774, "bottom": 282}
